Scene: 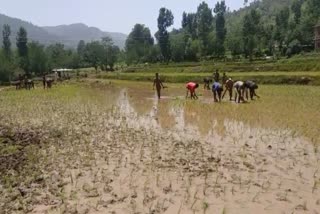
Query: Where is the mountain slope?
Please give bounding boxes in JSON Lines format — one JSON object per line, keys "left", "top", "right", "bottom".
{"left": 226, "top": 0, "right": 294, "bottom": 25}
{"left": 0, "top": 13, "right": 62, "bottom": 46}
{"left": 0, "top": 13, "right": 127, "bottom": 49}
{"left": 43, "top": 23, "right": 127, "bottom": 48}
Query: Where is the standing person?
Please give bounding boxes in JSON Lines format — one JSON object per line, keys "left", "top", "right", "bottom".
{"left": 222, "top": 78, "right": 234, "bottom": 101}
{"left": 153, "top": 73, "right": 165, "bottom": 99}
{"left": 214, "top": 69, "right": 220, "bottom": 82}
{"left": 244, "top": 80, "right": 260, "bottom": 100}
{"left": 42, "top": 74, "right": 46, "bottom": 89}
{"left": 203, "top": 77, "right": 212, "bottom": 90}
{"left": 186, "top": 82, "right": 199, "bottom": 100}
{"left": 233, "top": 80, "right": 246, "bottom": 103}
{"left": 212, "top": 81, "right": 223, "bottom": 102}
{"left": 222, "top": 72, "right": 228, "bottom": 84}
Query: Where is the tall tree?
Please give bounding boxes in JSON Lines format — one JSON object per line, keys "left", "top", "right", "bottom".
{"left": 77, "top": 40, "right": 86, "bottom": 60}
{"left": 300, "top": 0, "right": 320, "bottom": 45}
{"left": 156, "top": 7, "right": 174, "bottom": 62}
{"left": 84, "top": 41, "right": 104, "bottom": 71}
{"left": 125, "top": 24, "right": 154, "bottom": 64}
{"left": 47, "top": 43, "right": 67, "bottom": 69}
{"left": 2, "top": 24, "right": 12, "bottom": 61}
{"left": 169, "top": 29, "right": 186, "bottom": 62}
{"left": 29, "top": 42, "right": 48, "bottom": 75}
{"left": 16, "top": 27, "right": 29, "bottom": 75}
{"left": 214, "top": 1, "right": 227, "bottom": 57}
{"left": 182, "top": 13, "right": 197, "bottom": 40}
{"left": 291, "top": 0, "right": 304, "bottom": 24}
{"left": 196, "top": 2, "right": 214, "bottom": 56}
{"left": 182, "top": 12, "right": 188, "bottom": 29}
{"left": 274, "top": 7, "right": 290, "bottom": 53}
{"left": 242, "top": 9, "right": 261, "bottom": 60}
{"left": 102, "top": 36, "right": 119, "bottom": 70}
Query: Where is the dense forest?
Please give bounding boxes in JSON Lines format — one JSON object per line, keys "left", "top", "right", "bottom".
{"left": 0, "top": 0, "right": 320, "bottom": 82}
{"left": 125, "top": 0, "right": 320, "bottom": 63}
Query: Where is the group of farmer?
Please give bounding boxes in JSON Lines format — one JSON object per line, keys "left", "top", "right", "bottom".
{"left": 11, "top": 74, "right": 35, "bottom": 90}
{"left": 153, "top": 70, "right": 260, "bottom": 103}
{"left": 11, "top": 71, "right": 62, "bottom": 90}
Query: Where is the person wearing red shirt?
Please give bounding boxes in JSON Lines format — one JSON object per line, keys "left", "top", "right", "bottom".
{"left": 186, "top": 82, "right": 199, "bottom": 99}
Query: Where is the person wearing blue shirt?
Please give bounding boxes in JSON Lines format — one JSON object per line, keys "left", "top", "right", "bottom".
{"left": 212, "top": 81, "right": 223, "bottom": 102}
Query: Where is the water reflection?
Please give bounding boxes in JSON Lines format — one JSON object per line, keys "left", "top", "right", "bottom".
{"left": 116, "top": 87, "right": 216, "bottom": 139}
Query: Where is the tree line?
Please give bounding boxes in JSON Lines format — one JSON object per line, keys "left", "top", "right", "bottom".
{"left": 125, "top": 0, "right": 320, "bottom": 63}
{"left": 0, "top": 25, "right": 120, "bottom": 82}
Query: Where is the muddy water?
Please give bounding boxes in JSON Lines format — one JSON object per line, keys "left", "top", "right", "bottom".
{"left": 30, "top": 82, "right": 320, "bottom": 214}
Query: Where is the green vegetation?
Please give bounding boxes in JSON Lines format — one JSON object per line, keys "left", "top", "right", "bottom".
{"left": 1, "top": 0, "right": 320, "bottom": 85}
{"left": 91, "top": 53, "right": 320, "bottom": 85}
{"left": 122, "top": 0, "right": 320, "bottom": 64}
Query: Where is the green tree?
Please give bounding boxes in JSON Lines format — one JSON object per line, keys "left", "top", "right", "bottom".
{"left": 170, "top": 29, "right": 185, "bottom": 62}
{"left": 196, "top": 2, "right": 214, "bottom": 56}
{"left": 0, "top": 51, "right": 12, "bottom": 82}
{"left": 156, "top": 7, "right": 174, "bottom": 62}
{"left": 300, "top": 0, "right": 320, "bottom": 45}
{"left": 291, "top": 0, "right": 304, "bottom": 24}
{"left": 46, "top": 43, "right": 67, "bottom": 69}
{"left": 16, "top": 27, "right": 29, "bottom": 75}
{"left": 242, "top": 9, "right": 261, "bottom": 60}
{"left": 125, "top": 24, "right": 154, "bottom": 64}
{"left": 2, "top": 24, "right": 12, "bottom": 61}
{"left": 185, "top": 39, "right": 200, "bottom": 61}
{"left": 182, "top": 13, "right": 198, "bottom": 40}
{"left": 84, "top": 41, "right": 104, "bottom": 71}
{"left": 213, "top": 1, "right": 227, "bottom": 57}
{"left": 102, "top": 36, "right": 120, "bottom": 70}
{"left": 274, "top": 7, "right": 290, "bottom": 53}
{"left": 182, "top": 12, "right": 188, "bottom": 29}
{"left": 77, "top": 40, "right": 86, "bottom": 66}
{"left": 28, "top": 42, "right": 48, "bottom": 75}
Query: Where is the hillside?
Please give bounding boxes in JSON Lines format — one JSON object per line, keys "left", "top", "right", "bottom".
{"left": 0, "top": 13, "right": 127, "bottom": 49}
{"left": 0, "top": 13, "right": 62, "bottom": 46}
{"left": 43, "top": 24, "right": 127, "bottom": 49}
{"left": 226, "top": 0, "right": 294, "bottom": 26}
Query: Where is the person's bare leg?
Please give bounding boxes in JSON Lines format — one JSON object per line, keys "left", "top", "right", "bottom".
{"left": 222, "top": 88, "right": 227, "bottom": 99}
{"left": 218, "top": 90, "right": 222, "bottom": 102}
{"left": 245, "top": 89, "right": 249, "bottom": 100}
{"left": 250, "top": 89, "right": 254, "bottom": 100}
{"left": 213, "top": 91, "right": 217, "bottom": 102}
{"left": 235, "top": 90, "right": 238, "bottom": 103}
{"left": 157, "top": 89, "right": 161, "bottom": 99}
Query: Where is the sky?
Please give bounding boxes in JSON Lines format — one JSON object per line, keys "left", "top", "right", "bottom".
{"left": 0, "top": 0, "right": 249, "bottom": 35}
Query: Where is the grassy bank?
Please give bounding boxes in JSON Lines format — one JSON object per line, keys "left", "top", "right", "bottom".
{"left": 95, "top": 71, "right": 320, "bottom": 85}
{"left": 87, "top": 53, "right": 320, "bottom": 85}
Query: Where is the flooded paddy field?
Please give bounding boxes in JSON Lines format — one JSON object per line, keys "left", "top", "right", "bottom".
{"left": 0, "top": 80, "right": 320, "bottom": 213}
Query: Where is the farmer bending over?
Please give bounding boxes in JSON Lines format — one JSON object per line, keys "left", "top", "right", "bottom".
{"left": 153, "top": 73, "right": 165, "bottom": 99}
{"left": 212, "top": 81, "right": 223, "bottom": 102}
{"left": 222, "top": 78, "right": 234, "bottom": 101}
{"left": 233, "top": 81, "right": 246, "bottom": 103}
{"left": 186, "top": 82, "right": 199, "bottom": 100}
{"left": 244, "top": 80, "right": 260, "bottom": 100}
